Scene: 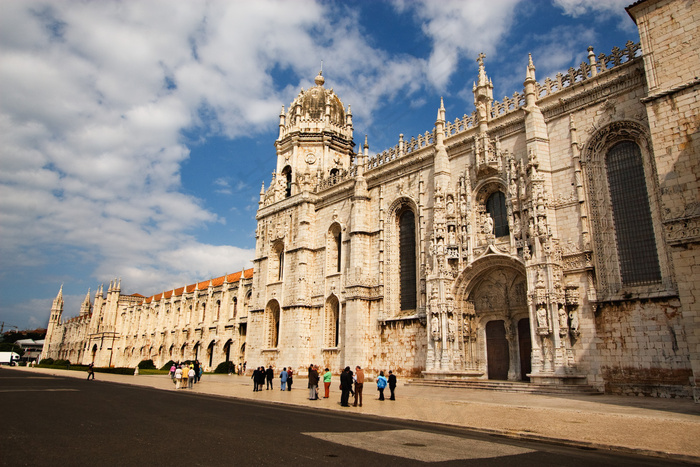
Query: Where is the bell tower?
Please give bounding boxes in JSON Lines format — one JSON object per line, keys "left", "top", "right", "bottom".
{"left": 272, "top": 71, "right": 355, "bottom": 198}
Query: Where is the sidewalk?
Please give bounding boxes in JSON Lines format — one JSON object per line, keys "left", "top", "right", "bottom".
{"left": 13, "top": 366, "right": 700, "bottom": 463}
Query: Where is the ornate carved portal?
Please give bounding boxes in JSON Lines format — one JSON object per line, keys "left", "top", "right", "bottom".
{"left": 449, "top": 257, "right": 530, "bottom": 381}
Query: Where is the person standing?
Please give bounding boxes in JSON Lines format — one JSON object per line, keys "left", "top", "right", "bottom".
{"left": 266, "top": 365, "right": 274, "bottom": 390}
{"left": 169, "top": 363, "right": 176, "bottom": 381}
{"left": 181, "top": 364, "right": 189, "bottom": 389}
{"left": 188, "top": 366, "right": 195, "bottom": 389}
{"left": 309, "top": 365, "right": 320, "bottom": 400}
{"left": 280, "top": 367, "right": 288, "bottom": 391}
{"left": 323, "top": 368, "right": 332, "bottom": 398}
{"left": 287, "top": 367, "right": 294, "bottom": 391}
{"left": 193, "top": 361, "right": 200, "bottom": 383}
{"left": 87, "top": 362, "right": 95, "bottom": 381}
{"left": 174, "top": 365, "right": 183, "bottom": 389}
{"left": 376, "top": 371, "right": 388, "bottom": 401}
{"left": 339, "top": 366, "right": 354, "bottom": 407}
{"left": 388, "top": 370, "right": 397, "bottom": 400}
{"left": 251, "top": 367, "right": 260, "bottom": 391}
{"left": 353, "top": 366, "right": 364, "bottom": 407}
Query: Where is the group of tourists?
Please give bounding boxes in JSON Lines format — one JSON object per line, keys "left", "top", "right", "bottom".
{"left": 251, "top": 365, "right": 278, "bottom": 391}
{"left": 251, "top": 364, "right": 398, "bottom": 406}
{"left": 169, "top": 361, "right": 203, "bottom": 390}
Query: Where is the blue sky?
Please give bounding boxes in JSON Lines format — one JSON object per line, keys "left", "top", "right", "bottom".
{"left": 0, "top": 0, "right": 638, "bottom": 330}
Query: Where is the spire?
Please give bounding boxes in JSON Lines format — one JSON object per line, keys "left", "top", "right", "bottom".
{"left": 473, "top": 53, "right": 493, "bottom": 126}
{"left": 80, "top": 289, "right": 92, "bottom": 316}
{"left": 524, "top": 53, "right": 539, "bottom": 108}
{"left": 437, "top": 96, "right": 446, "bottom": 123}
{"left": 434, "top": 97, "right": 450, "bottom": 189}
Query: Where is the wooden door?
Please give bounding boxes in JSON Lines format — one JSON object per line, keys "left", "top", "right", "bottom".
{"left": 486, "top": 320, "right": 509, "bottom": 380}
{"left": 518, "top": 318, "right": 532, "bottom": 381}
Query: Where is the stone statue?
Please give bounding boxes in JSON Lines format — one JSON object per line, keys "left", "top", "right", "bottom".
{"left": 483, "top": 213, "right": 494, "bottom": 234}
{"left": 558, "top": 305, "right": 568, "bottom": 330}
{"left": 431, "top": 314, "right": 441, "bottom": 341}
{"left": 536, "top": 305, "right": 548, "bottom": 329}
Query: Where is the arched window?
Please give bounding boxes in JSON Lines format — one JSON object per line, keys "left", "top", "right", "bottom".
{"left": 271, "top": 242, "right": 285, "bottom": 282}
{"left": 266, "top": 301, "right": 280, "bottom": 348}
{"left": 243, "top": 291, "right": 251, "bottom": 316}
{"left": 278, "top": 250, "right": 284, "bottom": 280}
{"left": 606, "top": 141, "right": 661, "bottom": 285}
{"left": 583, "top": 121, "right": 669, "bottom": 298}
{"left": 325, "top": 295, "right": 340, "bottom": 347}
{"left": 201, "top": 302, "right": 206, "bottom": 322}
{"left": 282, "top": 166, "right": 292, "bottom": 198}
{"left": 232, "top": 297, "right": 238, "bottom": 319}
{"left": 399, "top": 207, "right": 417, "bottom": 311}
{"left": 330, "top": 168, "right": 339, "bottom": 179}
{"left": 215, "top": 300, "right": 221, "bottom": 321}
{"left": 327, "top": 223, "right": 342, "bottom": 274}
{"left": 486, "top": 191, "right": 509, "bottom": 237}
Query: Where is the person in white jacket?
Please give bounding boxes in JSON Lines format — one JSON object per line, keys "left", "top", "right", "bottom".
{"left": 174, "top": 366, "right": 183, "bottom": 389}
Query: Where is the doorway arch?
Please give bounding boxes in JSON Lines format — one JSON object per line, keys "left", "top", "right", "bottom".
{"left": 453, "top": 254, "right": 530, "bottom": 381}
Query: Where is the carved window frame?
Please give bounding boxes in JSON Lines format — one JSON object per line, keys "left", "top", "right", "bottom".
{"left": 326, "top": 222, "right": 342, "bottom": 275}
{"left": 265, "top": 299, "right": 281, "bottom": 349}
{"left": 324, "top": 294, "right": 340, "bottom": 348}
{"left": 581, "top": 120, "right": 674, "bottom": 300}
{"left": 386, "top": 196, "right": 420, "bottom": 318}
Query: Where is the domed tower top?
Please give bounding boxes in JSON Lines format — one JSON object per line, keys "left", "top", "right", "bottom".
{"left": 280, "top": 70, "right": 348, "bottom": 128}
{"left": 272, "top": 71, "right": 355, "bottom": 197}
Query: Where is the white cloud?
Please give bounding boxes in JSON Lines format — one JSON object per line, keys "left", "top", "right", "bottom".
{"left": 552, "top": 0, "right": 637, "bottom": 32}
{"left": 0, "top": 0, "right": 440, "bottom": 326}
{"left": 395, "top": 0, "right": 523, "bottom": 90}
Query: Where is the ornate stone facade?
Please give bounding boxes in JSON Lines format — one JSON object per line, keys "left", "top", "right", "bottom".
{"left": 43, "top": 0, "right": 700, "bottom": 399}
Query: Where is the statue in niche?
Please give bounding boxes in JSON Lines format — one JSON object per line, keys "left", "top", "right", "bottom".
{"left": 558, "top": 305, "right": 568, "bottom": 335}
{"left": 448, "top": 226, "right": 456, "bottom": 244}
{"left": 513, "top": 213, "right": 521, "bottom": 237}
{"left": 536, "top": 305, "right": 548, "bottom": 329}
{"left": 447, "top": 315, "right": 456, "bottom": 341}
{"left": 462, "top": 316, "right": 471, "bottom": 338}
{"left": 431, "top": 314, "right": 441, "bottom": 341}
{"left": 483, "top": 213, "right": 494, "bottom": 234}
{"left": 447, "top": 197, "right": 454, "bottom": 215}
{"left": 569, "top": 309, "right": 580, "bottom": 337}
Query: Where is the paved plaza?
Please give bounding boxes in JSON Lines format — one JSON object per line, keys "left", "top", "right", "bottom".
{"left": 12, "top": 366, "right": 700, "bottom": 463}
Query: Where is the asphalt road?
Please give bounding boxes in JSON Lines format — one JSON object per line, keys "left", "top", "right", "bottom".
{"left": 0, "top": 371, "right": 689, "bottom": 466}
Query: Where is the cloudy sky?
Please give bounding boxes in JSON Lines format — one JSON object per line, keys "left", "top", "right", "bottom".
{"left": 0, "top": 0, "right": 637, "bottom": 330}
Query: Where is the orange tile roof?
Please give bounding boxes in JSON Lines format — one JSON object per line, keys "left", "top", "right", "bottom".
{"left": 136, "top": 268, "right": 254, "bottom": 305}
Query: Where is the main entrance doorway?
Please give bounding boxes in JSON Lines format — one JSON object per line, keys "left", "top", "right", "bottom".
{"left": 455, "top": 256, "right": 529, "bottom": 381}
{"left": 486, "top": 320, "right": 509, "bottom": 380}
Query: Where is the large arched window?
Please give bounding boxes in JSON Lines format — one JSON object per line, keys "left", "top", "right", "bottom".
{"left": 486, "top": 191, "right": 509, "bottom": 237}
{"left": 606, "top": 141, "right": 661, "bottom": 285}
{"left": 583, "top": 121, "right": 669, "bottom": 298}
{"left": 399, "top": 208, "right": 417, "bottom": 311}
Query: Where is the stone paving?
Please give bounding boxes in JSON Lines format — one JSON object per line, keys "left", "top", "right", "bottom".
{"left": 14, "top": 366, "right": 700, "bottom": 463}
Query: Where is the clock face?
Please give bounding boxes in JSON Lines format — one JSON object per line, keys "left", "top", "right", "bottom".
{"left": 305, "top": 152, "right": 316, "bottom": 164}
